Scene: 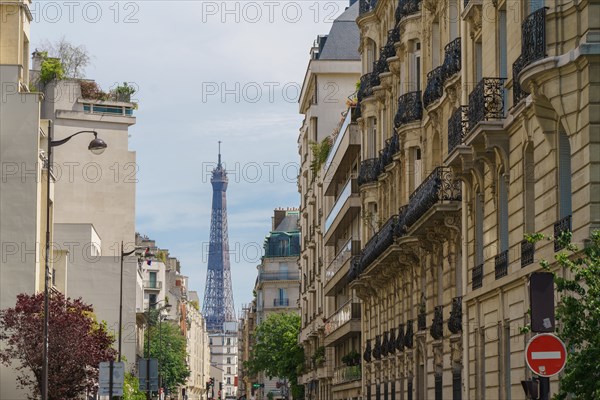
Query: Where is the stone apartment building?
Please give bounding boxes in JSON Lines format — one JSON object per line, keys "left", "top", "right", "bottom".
{"left": 298, "top": 2, "right": 362, "bottom": 400}
{"left": 347, "top": 0, "right": 599, "bottom": 399}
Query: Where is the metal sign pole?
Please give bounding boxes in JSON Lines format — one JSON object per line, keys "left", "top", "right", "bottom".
{"left": 109, "top": 360, "right": 114, "bottom": 399}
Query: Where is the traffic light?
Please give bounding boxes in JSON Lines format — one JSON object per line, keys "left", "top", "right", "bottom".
{"left": 210, "top": 377, "right": 215, "bottom": 387}
{"left": 252, "top": 383, "right": 265, "bottom": 389}
{"left": 219, "top": 382, "right": 223, "bottom": 391}
{"left": 206, "top": 382, "right": 211, "bottom": 392}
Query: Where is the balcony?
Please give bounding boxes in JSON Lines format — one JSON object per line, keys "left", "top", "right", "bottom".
{"left": 447, "top": 297, "right": 462, "bottom": 334}
{"left": 378, "top": 132, "right": 400, "bottom": 173}
{"left": 143, "top": 280, "right": 162, "bottom": 290}
{"left": 467, "top": 78, "right": 507, "bottom": 134}
{"left": 356, "top": 215, "right": 398, "bottom": 276}
{"left": 332, "top": 365, "right": 361, "bottom": 385}
{"left": 258, "top": 271, "right": 300, "bottom": 283}
{"left": 394, "top": 91, "right": 423, "bottom": 128}
{"left": 417, "top": 312, "right": 426, "bottom": 331}
{"left": 472, "top": 263, "right": 483, "bottom": 290}
{"left": 554, "top": 215, "right": 572, "bottom": 251}
{"left": 82, "top": 101, "right": 134, "bottom": 117}
{"left": 324, "top": 300, "right": 361, "bottom": 346}
{"left": 430, "top": 306, "right": 443, "bottom": 340}
{"left": 324, "top": 179, "right": 360, "bottom": 244}
{"left": 494, "top": 250, "right": 508, "bottom": 279}
{"left": 395, "top": 0, "right": 420, "bottom": 22}
{"left": 423, "top": 66, "right": 444, "bottom": 108}
{"left": 357, "top": 72, "right": 378, "bottom": 102}
{"left": 358, "top": 158, "right": 379, "bottom": 186}
{"left": 324, "top": 110, "right": 360, "bottom": 195}
{"left": 324, "top": 239, "right": 361, "bottom": 296}
{"left": 447, "top": 106, "right": 469, "bottom": 155}
{"left": 442, "top": 38, "right": 462, "bottom": 81}
{"left": 273, "top": 298, "right": 290, "bottom": 307}
{"left": 521, "top": 240, "right": 535, "bottom": 267}
{"left": 359, "top": 0, "right": 378, "bottom": 15}
{"left": 401, "top": 167, "right": 461, "bottom": 231}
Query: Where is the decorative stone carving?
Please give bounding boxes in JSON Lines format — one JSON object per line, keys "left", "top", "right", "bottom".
{"left": 430, "top": 305, "right": 444, "bottom": 340}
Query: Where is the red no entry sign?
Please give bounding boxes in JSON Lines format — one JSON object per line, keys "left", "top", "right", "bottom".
{"left": 525, "top": 333, "right": 567, "bottom": 377}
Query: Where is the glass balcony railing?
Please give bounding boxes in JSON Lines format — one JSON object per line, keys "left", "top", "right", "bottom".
{"left": 258, "top": 272, "right": 300, "bottom": 282}
{"left": 143, "top": 280, "right": 162, "bottom": 289}
{"left": 324, "top": 299, "right": 361, "bottom": 336}
{"left": 325, "top": 179, "right": 357, "bottom": 233}
{"left": 333, "top": 365, "right": 361, "bottom": 384}
{"left": 324, "top": 109, "right": 353, "bottom": 172}
{"left": 325, "top": 239, "right": 358, "bottom": 283}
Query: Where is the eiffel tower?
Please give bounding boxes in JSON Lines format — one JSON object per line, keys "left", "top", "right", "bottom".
{"left": 202, "top": 142, "right": 235, "bottom": 332}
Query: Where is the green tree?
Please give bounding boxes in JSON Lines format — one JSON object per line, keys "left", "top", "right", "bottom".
{"left": 145, "top": 316, "right": 190, "bottom": 393}
{"left": 122, "top": 373, "right": 145, "bottom": 400}
{"left": 245, "top": 312, "right": 304, "bottom": 399}
{"left": 529, "top": 230, "right": 600, "bottom": 399}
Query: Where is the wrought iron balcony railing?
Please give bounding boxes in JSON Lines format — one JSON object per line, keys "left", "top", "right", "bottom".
{"left": 448, "top": 296, "right": 462, "bottom": 334}
{"left": 521, "top": 240, "right": 535, "bottom": 267}
{"left": 442, "top": 37, "right": 462, "bottom": 80}
{"left": 324, "top": 299, "right": 361, "bottom": 336}
{"left": 494, "top": 250, "right": 509, "bottom": 279}
{"left": 448, "top": 106, "right": 469, "bottom": 154}
{"left": 394, "top": 91, "right": 423, "bottom": 128}
{"left": 374, "top": 51, "right": 390, "bottom": 75}
{"left": 467, "top": 78, "right": 506, "bottom": 132}
{"left": 395, "top": 0, "right": 421, "bottom": 22}
{"left": 372, "top": 335, "right": 382, "bottom": 360}
{"left": 417, "top": 312, "right": 426, "bottom": 331}
{"left": 358, "top": 158, "right": 380, "bottom": 186}
{"left": 357, "top": 215, "right": 398, "bottom": 274}
{"left": 423, "top": 66, "right": 444, "bottom": 108}
{"left": 513, "top": 8, "right": 547, "bottom": 105}
{"left": 554, "top": 215, "right": 572, "bottom": 251}
{"left": 521, "top": 7, "right": 547, "bottom": 68}
{"left": 472, "top": 263, "right": 483, "bottom": 289}
{"left": 396, "top": 324, "right": 405, "bottom": 351}
{"left": 403, "top": 167, "right": 461, "bottom": 229}
{"left": 363, "top": 339, "right": 372, "bottom": 362}
{"left": 387, "top": 328, "right": 396, "bottom": 354}
{"left": 359, "top": 0, "right": 378, "bottom": 15}
{"left": 273, "top": 298, "right": 290, "bottom": 307}
{"left": 378, "top": 132, "right": 400, "bottom": 171}
{"left": 381, "top": 331, "right": 389, "bottom": 356}
{"left": 404, "top": 320, "right": 414, "bottom": 348}
{"left": 430, "top": 306, "right": 443, "bottom": 340}
{"left": 358, "top": 72, "right": 378, "bottom": 102}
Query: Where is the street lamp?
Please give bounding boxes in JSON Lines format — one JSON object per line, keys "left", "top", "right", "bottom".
{"left": 42, "top": 122, "right": 107, "bottom": 400}
{"left": 146, "top": 300, "right": 171, "bottom": 400}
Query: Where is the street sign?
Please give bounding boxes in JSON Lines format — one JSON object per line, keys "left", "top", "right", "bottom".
{"left": 138, "top": 358, "right": 159, "bottom": 392}
{"left": 525, "top": 333, "right": 567, "bottom": 377}
{"left": 99, "top": 361, "right": 124, "bottom": 396}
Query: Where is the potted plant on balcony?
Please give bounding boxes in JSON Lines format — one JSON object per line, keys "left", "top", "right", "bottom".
{"left": 113, "top": 82, "right": 136, "bottom": 102}
{"left": 312, "top": 346, "right": 326, "bottom": 367}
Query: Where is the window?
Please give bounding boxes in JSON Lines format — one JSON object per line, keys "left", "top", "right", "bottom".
{"left": 528, "top": 0, "right": 544, "bottom": 14}
{"left": 498, "top": 172, "right": 509, "bottom": 253}
{"left": 409, "top": 41, "right": 421, "bottom": 92}
{"left": 432, "top": 21, "right": 441, "bottom": 68}
{"left": 227, "top": 377, "right": 231, "bottom": 385}
{"left": 367, "top": 117, "right": 377, "bottom": 158}
{"left": 475, "top": 192, "right": 484, "bottom": 265}
{"left": 227, "top": 338, "right": 231, "bottom": 345}
{"left": 149, "top": 294, "right": 157, "bottom": 308}
{"left": 227, "top": 367, "right": 231, "bottom": 374}
{"left": 149, "top": 271, "right": 157, "bottom": 288}
{"left": 475, "top": 41, "right": 483, "bottom": 82}
{"left": 227, "top": 357, "right": 231, "bottom": 364}
{"left": 410, "top": 147, "right": 423, "bottom": 192}
{"left": 449, "top": 0, "right": 459, "bottom": 40}
{"left": 558, "top": 130, "right": 572, "bottom": 219}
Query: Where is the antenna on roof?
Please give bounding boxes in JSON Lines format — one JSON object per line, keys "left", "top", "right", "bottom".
{"left": 218, "top": 141, "right": 222, "bottom": 166}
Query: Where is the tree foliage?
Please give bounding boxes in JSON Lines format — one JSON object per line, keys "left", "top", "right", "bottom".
{"left": 39, "top": 37, "right": 91, "bottom": 78}
{"left": 39, "top": 55, "right": 64, "bottom": 85}
{"left": 145, "top": 315, "right": 190, "bottom": 393}
{"left": 0, "top": 292, "right": 117, "bottom": 399}
{"left": 123, "top": 372, "right": 146, "bottom": 400}
{"left": 245, "top": 312, "right": 304, "bottom": 399}
{"left": 530, "top": 230, "right": 600, "bottom": 399}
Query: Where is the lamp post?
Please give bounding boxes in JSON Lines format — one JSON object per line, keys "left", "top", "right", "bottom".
{"left": 42, "top": 122, "right": 107, "bottom": 400}
{"left": 146, "top": 300, "right": 171, "bottom": 400}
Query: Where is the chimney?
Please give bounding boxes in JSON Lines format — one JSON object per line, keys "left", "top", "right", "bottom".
{"left": 31, "top": 50, "right": 44, "bottom": 71}
{"left": 273, "top": 209, "right": 287, "bottom": 231}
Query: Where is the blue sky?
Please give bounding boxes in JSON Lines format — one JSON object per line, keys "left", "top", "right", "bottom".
{"left": 32, "top": 1, "right": 350, "bottom": 313}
